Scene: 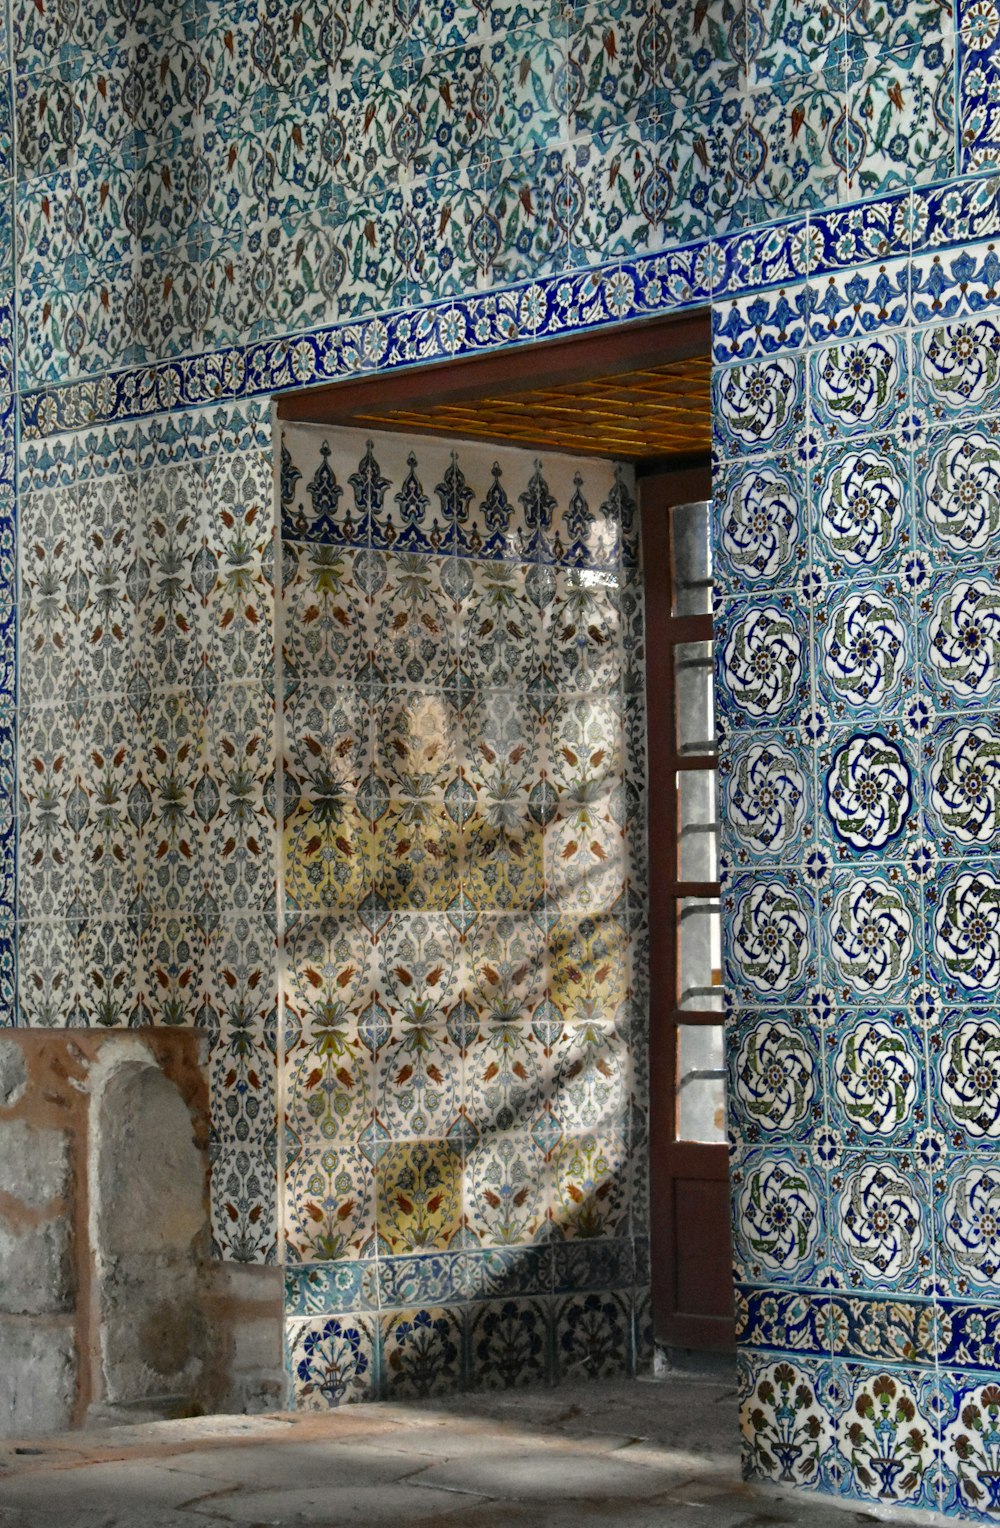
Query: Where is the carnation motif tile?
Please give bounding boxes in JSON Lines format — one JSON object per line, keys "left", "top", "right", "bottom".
{"left": 467, "top": 1295, "right": 553, "bottom": 1388}
{"left": 380, "top": 1304, "right": 465, "bottom": 1397}
{"left": 288, "top": 1311, "right": 378, "bottom": 1406}
{"left": 827, "top": 1361, "right": 939, "bottom": 1510}
{"left": 553, "top": 1287, "right": 633, "bottom": 1379}
{"left": 738, "top": 1351, "right": 832, "bottom": 1491}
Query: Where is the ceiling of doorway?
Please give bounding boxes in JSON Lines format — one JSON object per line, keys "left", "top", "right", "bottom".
{"left": 277, "top": 313, "right": 713, "bottom": 466}
{"left": 342, "top": 355, "right": 712, "bottom": 463}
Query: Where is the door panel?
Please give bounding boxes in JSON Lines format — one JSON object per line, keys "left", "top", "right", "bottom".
{"left": 642, "top": 467, "right": 734, "bottom": 1352}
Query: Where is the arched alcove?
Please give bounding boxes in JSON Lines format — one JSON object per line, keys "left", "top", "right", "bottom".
{"left": 91, "top": 1054, "right": 209, "bottom": 1415}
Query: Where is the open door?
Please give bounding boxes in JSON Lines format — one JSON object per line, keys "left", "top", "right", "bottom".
{"left": 642, "top": 466, "right": 734, "bottom": 1352}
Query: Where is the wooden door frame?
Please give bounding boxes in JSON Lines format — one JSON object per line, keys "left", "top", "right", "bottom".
{"left": 276, "top": 310, "right": 710, "bottom": 437}
{"left": 279, "top": 307, "right": 729, "bottom": 1348}
{"left": 640, "top": 463, "right": 733, "bottom": 1352}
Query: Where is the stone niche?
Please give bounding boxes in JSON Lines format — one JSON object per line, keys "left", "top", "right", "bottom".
{"left": 0, "top": 1032, "right": 284, "bottom": 1438}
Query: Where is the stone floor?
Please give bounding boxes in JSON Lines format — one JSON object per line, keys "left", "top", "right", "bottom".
{"left": 0, "top": 1375, "right": 898, "bottom": 1528}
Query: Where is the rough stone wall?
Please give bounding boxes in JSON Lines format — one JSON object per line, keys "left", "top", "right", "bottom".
{"left": 0, "top": 1031, "right": 283, "bottom": 1437}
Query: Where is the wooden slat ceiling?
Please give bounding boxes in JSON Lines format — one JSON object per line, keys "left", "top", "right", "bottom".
{"left": 343, "top": 356, "right": 712, "bottom": 462}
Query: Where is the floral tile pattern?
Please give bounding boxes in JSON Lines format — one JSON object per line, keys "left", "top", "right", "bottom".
{"left": 274, "top": 422, "right": 645, "bottom": 1395}
{"left": 5, "top": 0, "right": 1000, "bottom": 1496}
{"left": 711, "top": 24, "right": 1000, "bottom": 1506}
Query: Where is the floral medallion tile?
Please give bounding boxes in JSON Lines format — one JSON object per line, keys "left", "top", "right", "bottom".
{"left": 830, "top": 1150, "right": 931, "bottom": 1294}
{"left": 715, "top": 594, "right": 810, "bottom": 733}
{"left": 714, "top": 453, "right": 805, "bottom": 594}
{"left": 728, "top": 1010, "right": 823, "bottom": 1144}
{"left": 935, "top": 1156, "right": 1000, "bottom": 1296}
{"left": 922, "top": 712, "right": 1000, "bottom": 858}
{"left": 819, "top": 869, "right": 920, "bottom": 1005}
{"left": 720, "top": 727, "right": 814, "bottom": 868}
{"left": 819, "top": 724, "right": 920, "bottom": 862}
{"left": 724, "top": 872, "right": 816, "bottom": 1006}
{"left": 731, "top": 1143, "right": 826, "bottom": 1286}
{"left": 713, "top": 353, "right": 805, "bottom": 461}
{"left": 916, "top": 418, "right": 1000, "bottom": 570}
{"left": 932, "top": 1008, "right": 1000, "bottom": 1146}
{"left": 810, "top": 332, "right": 908, "bottom": 439}
{"left": 920, "top": 568, "right": 1000, "bottom": 714}
{"left": 815, "top": 576, "right": 914, "bottom": 725}
{"left": 811, "top": 434, "right": 912, "bottom": 579}
{"left": 914, "top": 315, "right": 1000, "bottom": 419}
{"left": 825, "top": 1008, "right": 927, "bottom": 1147}
{"left": 926, "top": 861, "right": 1000, "bottom": 999}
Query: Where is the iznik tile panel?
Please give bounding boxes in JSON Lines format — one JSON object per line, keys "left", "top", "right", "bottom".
{"left": 715, "top": 213, "right": 1000, "bottom": 1521}
{"left": 5, "top": 0, "right": 1000, "bottom": 1489}
{"left": 278, "top": 422, "right": 649, "bottom": 1402}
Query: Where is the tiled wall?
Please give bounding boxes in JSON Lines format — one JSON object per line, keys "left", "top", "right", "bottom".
{"left": 8, "top": 0, "right": 1000, "bottom": 1497}
{"left": 11, "top": 0, "right": 968, "bottom": 391}
{"left": 279, "top": 424, "right": 649, "bottom": 1400}
{"left": 714, "top": 186, "right": 1000, "bottom": 1519}
{"left": 17, "top": 401, "right": 281, "bottom": 1262}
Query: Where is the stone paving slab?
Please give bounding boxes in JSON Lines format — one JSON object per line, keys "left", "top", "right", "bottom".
{"left": 0, "top": 1378, "right": 898, "bottom": 1528}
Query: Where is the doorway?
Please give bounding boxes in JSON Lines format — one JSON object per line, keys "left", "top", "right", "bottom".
{"left": 276, "top": 309, "right": 732, "bottom": 1371}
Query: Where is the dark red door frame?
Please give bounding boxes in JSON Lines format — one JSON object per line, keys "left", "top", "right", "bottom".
{"left": 641, "top": 465, "right": 734, "bottom": 1352}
